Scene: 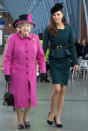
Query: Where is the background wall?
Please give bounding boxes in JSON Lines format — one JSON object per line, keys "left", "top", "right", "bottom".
{"left": 1, "top": 0, "right": 88, "bottom": 40}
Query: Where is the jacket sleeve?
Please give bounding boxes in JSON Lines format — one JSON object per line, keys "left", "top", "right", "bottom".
{"left": 36, "top": 36, "right": 46, "bottom": 73}
{"left": 4, "top": 36, "right": 14, "bottom": 75}
{"left": 43, "top": 26, "right": 49, "bottom": 54}
{"left": 68, "top": 25, "right": 78, "bottom": 65}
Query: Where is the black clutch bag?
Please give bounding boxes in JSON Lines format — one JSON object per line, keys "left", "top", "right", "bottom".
{"left": 3, "top": 82, "right": 14, "bottom": 106}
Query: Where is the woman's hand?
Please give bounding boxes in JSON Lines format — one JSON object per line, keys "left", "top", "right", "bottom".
{"left": 40, "top": 73, "right": 47, "bottom": 82}
{"left": 0, "top": 66, "right": 4, "bottom": 71}
{"left": 73, "top": 65, "right": 79, "bottom": 72}
{"left": 5, "top": 75, "right": 11, "bottom": 82}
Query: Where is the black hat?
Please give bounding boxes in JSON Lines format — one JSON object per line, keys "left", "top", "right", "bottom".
{"left": 13, "top": 19, "right": 20, "bottom": 28}
{"left": 50, "top": 3, "right": 63, "bottom": 14}
{"left": 19, "top": 14, "right": 28, "bottom": 21}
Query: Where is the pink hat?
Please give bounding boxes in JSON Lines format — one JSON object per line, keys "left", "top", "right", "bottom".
{"left": 15, "top": 14, "right": 36, "bottom": 27}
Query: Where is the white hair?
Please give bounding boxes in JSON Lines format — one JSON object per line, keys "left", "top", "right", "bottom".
{"left": 18, "top": 22, "right": 34, "bottom": 28}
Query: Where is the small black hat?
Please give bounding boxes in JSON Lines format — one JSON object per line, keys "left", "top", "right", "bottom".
{"left": 19, "top": 14, "right": 28, "bottom": 21}
{"left": 50, "top": 3, "right": 63, "bottom": 14}
{"left": 13, "top": 19, "right": 20, "bottom": 28}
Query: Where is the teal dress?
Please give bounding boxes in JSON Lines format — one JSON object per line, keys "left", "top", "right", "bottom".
{"left": 43, "top": 24, "right": 78, "bottom": 86}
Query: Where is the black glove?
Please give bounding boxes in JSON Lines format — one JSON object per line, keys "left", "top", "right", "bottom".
{"left": 40, "top": 73, "right": 47, "bottom": 82}
{"left": 5, "top": 75, "right": 10, "bottom": 82}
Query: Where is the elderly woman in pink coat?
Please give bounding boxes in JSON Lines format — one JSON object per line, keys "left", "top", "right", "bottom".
{"left": 4, "top": 14, "right": 46, "bottom": 129}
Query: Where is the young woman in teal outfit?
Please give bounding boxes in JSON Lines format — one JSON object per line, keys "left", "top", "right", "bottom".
{"left": 43, "top": 3, "right": 79, "bottom": 128}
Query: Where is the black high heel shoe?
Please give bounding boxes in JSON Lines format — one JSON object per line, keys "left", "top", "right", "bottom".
{"left": 47, "top": 112, "right": 54, "bottom": 125}
{"left": 54, "top": 116, "right": 63, "bottom": 128}
{"left": 17, "top": 124, "right": 24, "bottom": 130}
{"left": 24, "top": 121, "right": 30, "bottom": 128}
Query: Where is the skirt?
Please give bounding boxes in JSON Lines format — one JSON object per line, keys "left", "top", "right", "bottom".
{"left": 49, "top": 58, "right": 70, "bottom": 86}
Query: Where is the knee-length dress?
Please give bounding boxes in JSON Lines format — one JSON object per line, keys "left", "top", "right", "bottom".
{"left": 43, "top": 24, "right": 78, "bottom": 86}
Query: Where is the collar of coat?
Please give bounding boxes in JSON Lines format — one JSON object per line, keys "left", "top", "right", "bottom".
{"left": 17, "top": 31, "right": 33, "bottom": 40}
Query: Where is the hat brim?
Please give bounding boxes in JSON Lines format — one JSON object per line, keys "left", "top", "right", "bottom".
{"left": 13, "top": 19, "right": 20, "bottom": 28}
{"left": 15, "top": 21, "right": 36, "bottom": 28}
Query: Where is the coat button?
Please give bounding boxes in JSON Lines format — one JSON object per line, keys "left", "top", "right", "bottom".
{"left": 26, "top": 50, "right": 28, "bottom": 53}
{"left": 26, "top": 58, "right": 28, "bottom": 60}
{"left": 26, "top": 65, "right": 28, "bottom": 67}
{"left": 26, "top": 72, "right": 29, "bottom": 74}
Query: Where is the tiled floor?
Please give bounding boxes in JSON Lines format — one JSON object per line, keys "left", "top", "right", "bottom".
{"left": 0, "top": 55, "right": 88, "bottom": 131}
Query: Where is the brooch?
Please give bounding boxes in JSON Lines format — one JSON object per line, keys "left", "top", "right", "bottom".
{"left": 32, "top": 38, "right": 36, "bottom": 42}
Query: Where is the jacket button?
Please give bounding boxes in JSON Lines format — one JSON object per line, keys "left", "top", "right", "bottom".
{"left": 26, "top": 72, "right": 29, "bottom": 74}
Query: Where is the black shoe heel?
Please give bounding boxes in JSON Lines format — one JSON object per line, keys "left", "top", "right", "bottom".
{"left": 47, "top": 120, "right": 53, "bottom": 125}
{"left": 47, "top": 112, "right": 53, "bottom": 125}
{"left": 24, "top": 121, "right": 30, "bottom": 128}
{"left": 54, "top": 116, "right": 63, "bottom": 128}
{"left": 17, "top": 124, "right": 24, "bottom": 130}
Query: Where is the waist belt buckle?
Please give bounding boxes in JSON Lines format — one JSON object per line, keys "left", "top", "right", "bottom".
{"left": 57, "top": 46, "right": 62, "bottom": 50}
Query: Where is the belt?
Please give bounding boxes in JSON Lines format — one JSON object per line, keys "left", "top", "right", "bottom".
{"left": 50, "top": 45, "right": 69, "bottom": 50}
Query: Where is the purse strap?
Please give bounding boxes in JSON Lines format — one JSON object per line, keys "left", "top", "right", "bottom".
{"left": 6, "top": 82, "right": 10, "bottom": 92}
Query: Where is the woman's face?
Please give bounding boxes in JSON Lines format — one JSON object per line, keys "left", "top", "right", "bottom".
{"left": 16, "top": 27, "right": 20, "bottom": 32}
{"left": 20, "top": 23, "right": 32, "bottom": 36}
{"left": 52, "top": 11, "right": 64, "bottom": 24}
{"left": 82, "top": 40, "right": 86, "bottom": 46}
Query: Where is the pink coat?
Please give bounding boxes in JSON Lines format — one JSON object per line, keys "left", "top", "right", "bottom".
{"left": 4, "top": 32, "right": 46, "bottom": 108}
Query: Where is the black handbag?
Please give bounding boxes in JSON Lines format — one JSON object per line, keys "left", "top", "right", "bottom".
{"left": 3, "top": 82, "right": 14, "bottom": 106}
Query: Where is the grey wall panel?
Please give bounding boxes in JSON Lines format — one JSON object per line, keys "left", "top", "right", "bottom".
{"left": 65, "top": 0, "right": 82, "bottom": 40}
{"left": 84, "top": 0, "right": 88, "bottom": 37}
{"left": 77, "top": 0, "right": 82, "bottom": 40}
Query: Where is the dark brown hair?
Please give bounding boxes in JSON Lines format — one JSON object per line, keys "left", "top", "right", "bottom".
{"left": 48, "top": 10, "right": 68, "bottom": 37}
